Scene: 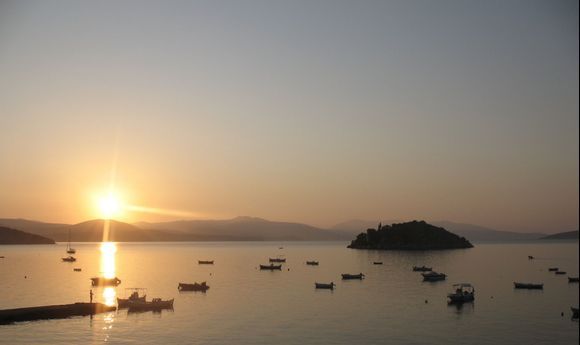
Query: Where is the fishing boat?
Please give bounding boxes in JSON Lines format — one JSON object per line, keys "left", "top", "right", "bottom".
{"left": 73, "top": 268, "right": 82, "bottom": 272}
{"left": 198, "top": 260, "right": 214, "bottom": 265}
{"left": 306, "top": 261, "right": 319, "bottom": 266}
{"left": 373, "top": 262, "right": 383, "bottom": 265}
{"left": 421, "top": 271, "right": 446, "bottom": 282}
{"left": 61, "top": 256, "right": 76, "bottom": 262}
{"left": 412, "top": 266, "right": 432, "bottom": 272}
{"left": 572, "top": 307, "right": 579, "bottom": 319}
{"left": 514, "top": 282, "right": 543, "bottom": 289}
{"left": 91, "top": 277, "right": 122, "bottom": 287}
{"left": 117, "top": 288, "right": 147, "bottom": 308}
{"left": 269, "top": 258, "right": 286, "bottom": 263}
{"left": 260, "top": 264, "right": 282, "bottom": 270}
{"left": 178, "top": 282, "right": 210, "bottom": 292}
{"left": 548, "top": 267, "right": 559, "bottom": 271}
{"left": 568, "top": 277, "right": 579, "bottom": 283}
{"left": 447, "top": 283, "right": 475, "bottom": 304}
{"left": 315, "top": 282, "right": 335, "bottom": 290}
{"left": 341, "top": 273, "right": 365, "bottom": 280}
{"left": 555, "top": 271, "right": 566, "bottom": 275}
{"left": 66, "top": 229, "right": 76, "bottom": 254}
{"left": 127, "top": 298, "right": 174, "bottom": 312}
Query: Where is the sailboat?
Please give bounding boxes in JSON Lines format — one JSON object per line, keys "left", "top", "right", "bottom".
{"left": 66, "top": 229, "right": 76, "bottom": 254}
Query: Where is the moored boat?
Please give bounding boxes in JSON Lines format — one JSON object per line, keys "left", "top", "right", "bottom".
{"left": 341, "top": 273, "right": 364, "bottom": 280}
{"left": 568, "top": 277, "right": 579, "bottom": 283}
{"left": 412, "top": 266, "right": 432, "bottom": 272}
{"left": 548, "top": 267, "right": 558, "bottom": 271}
{"left": 66, "top": 229, "right": 76, "bottom": 254}
{"left": 117, "top": 289, "right": 147, "bottom": 308}
{"left": 421, "top": 271, "right": 446, "bottom": 282}
{"left": 447, "top": 283, "right": 475, "bottom": 304}
{"left": 260, "top": 264, "right": 282, "bottom": 270}
{"left": 73, "top": 268, "right": 82, "bottom": 272}
{"left": 127, "top": 298, "right": 174, "bottom": 312}
{"left": 198, "top": 260, "right": 214, "bottom": 265}
{"left": 528, "top": 256, "right": 534, "bottom": 260}
{"left": 315, "top": 282, "right": 335, "bottom": 290}
{"left": 178, "top": 282, "right": 209, "bottom": 292}
{"left": 269, "top": 258, "right": 286, "bottom": 263}
{"left": 306, "top": 261, "right": 319, "bottom": 266}
{"left": 555, "top": 271, "right": 566, "bottom": 275}
{"left": 373, "top": 261, "right": 383, "bottom": 265}
{"left": 61, "top": 256, "right": 76, "bottom": 262}
{"left": 572, "top": 307, "right": 579, "bottom": 318}
{"left": 91, "top": 277, "right": 122, "bottom": 287}
{"left": 514, "top": 282, "right": 543, "bottom": 289}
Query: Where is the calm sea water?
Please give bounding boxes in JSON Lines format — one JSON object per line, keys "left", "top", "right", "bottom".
{"left": 0, "top": 241, "right": 578, "bottom": 344}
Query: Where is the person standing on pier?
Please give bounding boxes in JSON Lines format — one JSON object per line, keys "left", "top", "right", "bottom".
{"left": 90, "top": 289, "right": 93, "bottom": 304}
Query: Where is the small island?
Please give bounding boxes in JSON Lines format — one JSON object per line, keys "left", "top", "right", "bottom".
{"left": 0, "top": 226, "right": 55, "bottom": 245}
{"left": 347, "top": 220, "right": 473, "bottom": 250}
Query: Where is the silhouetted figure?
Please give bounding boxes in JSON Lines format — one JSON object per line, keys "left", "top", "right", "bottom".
{"left": 90, "top": 289, "right": 93, "bottom": 304}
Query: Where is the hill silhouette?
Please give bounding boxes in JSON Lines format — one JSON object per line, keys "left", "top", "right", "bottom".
{"left": 539, "top": 230, "right": 578, "bottom": 240}
{"left": 0, "top": 226, "right": 55, "bottom": 244}
{"left": 348, "top": 220, "right": 473, "bottom": 250}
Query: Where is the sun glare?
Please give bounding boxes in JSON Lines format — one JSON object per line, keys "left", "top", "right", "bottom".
{"left": 98, "top": 193, "right": 122, "bottom": 219}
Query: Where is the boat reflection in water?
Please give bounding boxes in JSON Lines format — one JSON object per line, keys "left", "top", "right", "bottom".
{"left": 100, "top": 242, "right": 117, "bottom": 306}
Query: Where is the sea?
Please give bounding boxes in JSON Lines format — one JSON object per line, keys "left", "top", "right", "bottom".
{"left": 0, "top": 241, "right": 578, "bottom": 344}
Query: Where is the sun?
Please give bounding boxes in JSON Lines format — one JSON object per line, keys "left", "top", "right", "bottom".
{"left": 98, "top": 193, "right": 122, "bottom": 219}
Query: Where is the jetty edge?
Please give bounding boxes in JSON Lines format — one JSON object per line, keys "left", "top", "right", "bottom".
{"left": 0, "top": 303, "right": 116, "bottom": 325}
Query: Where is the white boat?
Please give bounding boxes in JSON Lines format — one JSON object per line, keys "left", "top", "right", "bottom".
{"left": 447, "top": 283, "right": 475, "bottom": 303}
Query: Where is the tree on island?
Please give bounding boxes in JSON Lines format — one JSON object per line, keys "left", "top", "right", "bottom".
{"left": 347, "top": 220, "right": 473, "bottom": 250}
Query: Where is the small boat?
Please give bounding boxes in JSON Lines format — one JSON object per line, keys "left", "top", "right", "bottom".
{"left": 572, "top": 307, "right": 579, "bottom": 319}
{"left": 528, "top": 256, "right": 534, "bottom": 260}
{"left": 341, "top": 273, "right": 365, "bottom": 280}
{"left": 118, "top": 289, "right": 147, "bottom": 308}
{"left": 514, "top": 282, "right": 543, "bottom": 289}
{"left": 198, "top": 260, "right": 214, "bottom": 265}
{"left": 447, "top": 283, "right": 475, "bottom": 304}
{"left": 421, "top": 271, "right": 447, "bottom": 282}
{"left": 91, "top": 277, "right": 122, "bottom": 286}
{"left": 548, "top": 267, "right": 559, "bottom": 271}
{"left": 373, "top": 262, "right": 383, "bottom": 265}
{"left": 127, "top": 298, "right": 174, "bottom": 312}
{"left": 412, "top": 266, "right": 432, "bottom": 272}
{"left": 260, "top": 264, "right": 282, "bottom": 270}
{"left": 269, "top": 258, "right": 286, "bottom": 263}
{"left": 306, "top": 261, "right": 319, "bottom": 266}
{"left": 568, "top": 277, "right": 579, "bottom": 283}
{"left": 61, "top": 256, "right": 76, "bottom": 262}
{"left": 66, "top": 229, "right": 76, "bottom": 254}
{"left": 315, "top": 282, "right": 335, "bottom": 290}
{"left": 178, "top": 282, "right": 210, "bottom": 292}
{"left": 555, "top": 271, "right": 566, "bottom": 275}
{"left": 73, "top": 268, "right": 82, "bottom": 272}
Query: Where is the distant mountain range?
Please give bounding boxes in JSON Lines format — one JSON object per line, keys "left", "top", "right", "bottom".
{"left": 539, "top": 230, "right": 579, "bottom": 240}
{"left": 0, "top": 217, "right": 569, "bottom": 243}
{"left": 0, "top": 226, "right": 55, "bottom": 244}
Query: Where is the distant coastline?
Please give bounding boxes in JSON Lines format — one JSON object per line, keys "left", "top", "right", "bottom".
{"left": 0, "top": 226, "right": 55, "bottom": 245}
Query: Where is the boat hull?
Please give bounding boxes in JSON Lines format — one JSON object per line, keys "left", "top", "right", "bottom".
{"left": 260, "top": 264, "right": 282, "bottom": 270}
{"left": 91, "top": 277, "right": 122, "bottom": 287}
{"left": 514, "top": 282, "right": 543, "bottom": 289}
{"left": 178, "top": 283, "right": 209, "bottom": 292}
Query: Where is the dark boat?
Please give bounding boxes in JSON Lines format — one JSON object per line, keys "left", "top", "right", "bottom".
{"left": 91, "top": 277, "right": 122, "bottom": 287}
{"left": 412, "top": 266, "right": 432, "bottom": 272}
{"left": 373, "top": 262, "right": 383, "bottom": 265}
{"left": 198, "top": 260, "right": 214, "bottom": 265}
{"left": 514, "top": 282, "right": 543, "bottom": 289}
{"left": 127, "top": 298, "right": 174, "bottom": 312}
{"left": 117, "top": 289, "right": 147, "bottom": 308}
{"left": 421, "top": 271, "right": 446, "bottom": 282}
{"left": 315, "top": 282, "right": 335, "bottom": 290}
{"left": 269, "top": 258, "right": 286, "bottom": 263}
{"left": 568, "top": 277, "right": 579, "bottom": 283}
{"left": 260, "top": 264, "right": 282, "bottom": 270}
{"left": 555, "top": 271, "right": 566, "bottom": 275}
{"left": 447, "top": 283, "right": 475, "bottom": 304}
{"left": 528, "top": 256, "right": 534, "bottom": 260}
{"left": 548, "top": 267, "right": 559, "bottom": 271}
{"left": 572, "top": 307, "right": 579, "bottom": 319}
{"left": 306, "top": 261, "right": 319, "bottom": 266}
{"left": 61, "top": 256, "right": 76, "bottom": 262}
{"left": 73, "top": 268, "right": 82, "bottom": 272}
{"left": 178, "top": 282, "right": 209, "bottom": 292}
{"left": 66, "top": 229, "right": 76, "bottom": 254}
{"left": 342, "top": 273, "right": 365, "bottom": 280}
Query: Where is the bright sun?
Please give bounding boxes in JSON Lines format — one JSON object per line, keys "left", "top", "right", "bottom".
{"left": 98, "top": 193, "right": 122, "bottom": 219}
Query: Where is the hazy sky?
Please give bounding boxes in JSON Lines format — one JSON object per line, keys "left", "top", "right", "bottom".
{"left": 0, "top": 0, "right": 578, "bottom": 232}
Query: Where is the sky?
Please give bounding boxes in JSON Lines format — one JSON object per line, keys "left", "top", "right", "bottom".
{"left": 0, "top": 0, "right": 578, "bottom": 233}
